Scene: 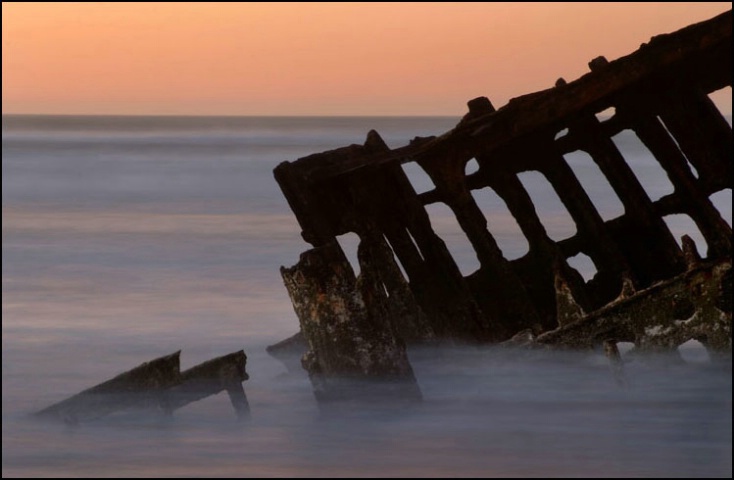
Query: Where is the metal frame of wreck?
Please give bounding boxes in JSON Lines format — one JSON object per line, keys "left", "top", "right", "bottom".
{"left": 32, "top": 12, "right": 733, "bottom": 419}
{"left": 274, "top": 11, "right": 732, "bottom": 398}
{"left": 35, "top": 351, "right": 250, "bottom": 423}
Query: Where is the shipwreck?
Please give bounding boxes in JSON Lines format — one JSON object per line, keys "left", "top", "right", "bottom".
{"left": 34, "top": 12, "right": 732, "bottom": 419}
{"left": 273, "top": 11, "right": 732, "bottom": 401}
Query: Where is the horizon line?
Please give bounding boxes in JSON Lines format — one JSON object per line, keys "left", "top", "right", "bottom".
{"left": 2, "top": 112, "right": 463, "bottom": 119}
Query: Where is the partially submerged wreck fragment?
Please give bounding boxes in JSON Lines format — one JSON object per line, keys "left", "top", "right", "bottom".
{"left": 274, "top": 11, "right": 732, "bottom": 398}
{"left": 282, "top": 239, "right": 423, "bottom": 403}
{"left": 36, "top": 350, "right": 250, "bottom": 423}
{"left": 165, "top": 350, "right": 251, "bottom": 419}
{"left": 35, "top": 351, "right": 183, "bottom": 423}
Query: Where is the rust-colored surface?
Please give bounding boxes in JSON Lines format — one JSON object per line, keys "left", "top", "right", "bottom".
{"left": 274, "top": 11, "right": 732, "bottom": 394}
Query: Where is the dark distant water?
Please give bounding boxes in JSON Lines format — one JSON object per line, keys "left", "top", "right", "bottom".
{"left": 2, "top": 115, "right": 732, "bottom": 477}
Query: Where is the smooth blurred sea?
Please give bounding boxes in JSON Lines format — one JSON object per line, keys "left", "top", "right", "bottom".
{"left": 2, "top": 115, "right": 731, "bottom": 477}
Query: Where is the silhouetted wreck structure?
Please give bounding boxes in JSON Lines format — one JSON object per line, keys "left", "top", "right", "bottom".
{"left": 36, "top": 350, "right": 250, "bottom": 423}
{"left": 273, "top": 11, "right": 732, "bottom": 400}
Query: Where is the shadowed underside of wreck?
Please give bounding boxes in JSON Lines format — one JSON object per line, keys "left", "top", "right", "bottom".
{"left": 274, "top": 11, "right": 732, "bottom": 399}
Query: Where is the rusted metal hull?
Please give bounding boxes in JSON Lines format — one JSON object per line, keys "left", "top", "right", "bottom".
{"left": 538, "top": 259, "right": 731, "bottom": 356}
{"left": 273, "top": 11, "right": 732, "bottom": 397}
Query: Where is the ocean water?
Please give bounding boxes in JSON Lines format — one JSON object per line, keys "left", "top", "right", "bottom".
{"left": 2, "top": 115, "right": 731, "bottom": 477}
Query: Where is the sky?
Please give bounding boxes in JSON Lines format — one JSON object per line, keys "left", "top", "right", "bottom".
{"left": 2, "top": 2, "right": 731, "bottom": 116}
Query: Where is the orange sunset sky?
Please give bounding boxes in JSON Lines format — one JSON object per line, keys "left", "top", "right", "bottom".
{"left": 2, "top": 2, "right": 731, "bottom": 116}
